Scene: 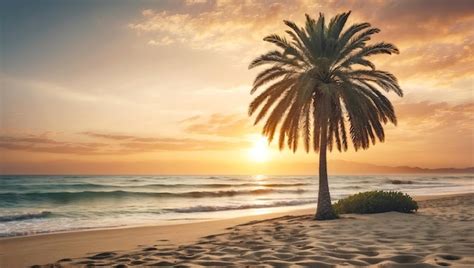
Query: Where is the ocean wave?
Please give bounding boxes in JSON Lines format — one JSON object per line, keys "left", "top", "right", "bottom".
{"left": 2, "top": 183, "right": 109, "bottom": 190}
{"left": 427, "top": 175, "right": 474, "bottom": 180}
{"left": 1, "top": 182, "right": 312, "bottom": 191}
{"left": 339, "top": 185, "right": 363, "bottom": 189}
{"left": 136, "top": 182, "right": 311, "bottom": 188}
{"left": 0, "top": 211, "right": 53, "bottom": 222}
{"left": 387, "top": 179, "right": 414, "bottom": 185}
{"left": 206, "top": 176, "right": 221, "bottom": 180}
{"left": 167, "top": 199, "right": 316, "bottom": 213}
{"left": 0, "top": 188, "right": 307, "bottom": 202}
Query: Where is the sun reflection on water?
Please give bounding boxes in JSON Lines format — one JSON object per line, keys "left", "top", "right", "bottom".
{"left": 254, "top": 174, "right": 267, "bottom": 186}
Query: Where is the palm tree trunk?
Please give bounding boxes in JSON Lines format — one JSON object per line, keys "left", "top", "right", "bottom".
{"left": 315, "top": 119, "right": 338, "bottom": 220}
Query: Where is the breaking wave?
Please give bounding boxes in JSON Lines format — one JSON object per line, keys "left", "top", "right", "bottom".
{"left": 167, "top": 199, "right": 316, "bottom": 213}
{"left": 0, "top": 188, "right": 307, "bottom": 202}
{"left": 0, "top": 211, "right": 53, "bottom": 222}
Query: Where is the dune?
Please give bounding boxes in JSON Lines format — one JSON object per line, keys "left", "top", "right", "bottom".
{"left": 1, "top": 193, "right": 473, "bottom": 267}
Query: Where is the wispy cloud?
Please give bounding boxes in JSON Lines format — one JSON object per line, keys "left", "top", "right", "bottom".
{"left": 128, "top": 0, "right": 306, "bottom": 50}
{"left": 0, "top": 131, "right": 248, "bottom": 155}
{"left": 185, "top": 0, "right": 208, "bottom": 5}
{"left": 326, "top": 0, "right": 474, "bottom": 85}
{"left": 1, "top": 75, "right": 137, "bottom": 105}
{"left": 81, "top": 132, "right": 147, "bottom": 141}
{"left": 2, "top": 75, "right": 99, "bottom": 103}
{"left": 182, "top": 113, "right": 253, "bottom": 137}
{"left": 390, "top": 100, "right": 474, "bottom": 149}
{"left": 0, "top": 134, "right": 107, "bottom": 155}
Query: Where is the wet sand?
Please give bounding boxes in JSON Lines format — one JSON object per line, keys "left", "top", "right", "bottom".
{"left": 1, "top": 193, "right": 473, "bottom": 267}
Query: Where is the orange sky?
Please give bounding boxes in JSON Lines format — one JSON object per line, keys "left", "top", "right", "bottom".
{"left": 1, "top": 0, "right": 473, "bottom": 174}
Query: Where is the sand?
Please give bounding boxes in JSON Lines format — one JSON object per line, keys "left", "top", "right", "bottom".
{"left": 1, "top": 193, "right": 473, "bottom": 267}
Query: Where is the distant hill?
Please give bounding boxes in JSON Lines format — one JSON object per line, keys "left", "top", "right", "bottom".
{"left": 252, "top": 159, "right": 474, "bottom": 175}
{"left": 327, "top": 160, "right": 474, "bottom": 174}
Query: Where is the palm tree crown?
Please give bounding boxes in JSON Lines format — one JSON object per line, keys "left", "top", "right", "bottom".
{"left": 249, "top": 11, "right": 402, "bottom": 153}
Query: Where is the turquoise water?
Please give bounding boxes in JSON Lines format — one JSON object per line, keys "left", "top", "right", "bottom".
{"left": 0, "top": 174, "right": 472, "bottom": 237}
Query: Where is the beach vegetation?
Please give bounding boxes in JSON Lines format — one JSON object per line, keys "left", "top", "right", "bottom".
{"left": 334, "top": 191, "right": 418, "bottom": 214}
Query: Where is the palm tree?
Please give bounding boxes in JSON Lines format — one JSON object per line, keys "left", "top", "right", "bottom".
{"left": 248, "top": 11, "right": 402, "bottom": 220}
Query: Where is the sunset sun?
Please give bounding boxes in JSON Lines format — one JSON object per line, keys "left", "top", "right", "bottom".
{"left": 249, "top": 136, "right": 270, "bottom": 163}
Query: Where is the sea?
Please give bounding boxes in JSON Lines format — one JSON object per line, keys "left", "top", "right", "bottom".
{"left": 0, "top": 174, "right": 472, "bottom": 237}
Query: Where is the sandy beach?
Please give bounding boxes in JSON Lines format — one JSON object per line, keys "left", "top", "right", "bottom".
{"left": 0, "top": 193, "right": 472, "bottom": 267}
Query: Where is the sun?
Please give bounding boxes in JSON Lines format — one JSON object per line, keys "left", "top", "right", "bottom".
{"left": 249, "top": 136, "right": 270, "bottom": 163}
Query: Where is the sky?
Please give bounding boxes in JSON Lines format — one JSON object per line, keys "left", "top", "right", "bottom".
{"left": 1, "top": 0, "right": 473, "bottom": 175}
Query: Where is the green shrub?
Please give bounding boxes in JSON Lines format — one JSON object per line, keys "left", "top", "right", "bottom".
{"left": 334, "top": 191, "right": 418, "bottom": 214}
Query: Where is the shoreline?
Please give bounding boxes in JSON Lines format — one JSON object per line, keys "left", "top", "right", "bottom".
{"left": 1, "top": 192, "right": 473, "bottom": 267}
{"left": 0, "top": 204, "right": 317, "bottom": 240}
{"left": 1, "top": 191, "right": 470, "bottom": 240}
{"left": 2, "top": 191, "right": 470, "bottom": 239}
{"left": 0, "top": 206, "right": 318, "bottom": 241}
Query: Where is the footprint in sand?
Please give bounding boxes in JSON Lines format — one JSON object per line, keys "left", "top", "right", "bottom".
{"left": 142, "top": 247, "right": 158, "bottom": 251}
{"left": 388, "top": 254, "right": 423, "bottom": 263}
{"left": 149, "top": 260, "right": 175, "bottom": 266}
{"left": 88, "top": 252, "right": 117, "bottom": 260}
{"left": 438, "top": 254, "right": 462, "bottom": 261}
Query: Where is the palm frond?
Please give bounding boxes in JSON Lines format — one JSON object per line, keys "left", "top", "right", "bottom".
{"left": 249, "top": 11, "right": 402, "bottom": 153}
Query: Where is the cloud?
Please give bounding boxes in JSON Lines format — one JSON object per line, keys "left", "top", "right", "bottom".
{"left": 0, "top": 135, "right": 61, "bottom": 145}
{"left": 129, "top": 0, "right": 474, "bottom": 85}
{"left": 327, "top": 0, "right": 474, "bottom": 44}
{"left": 2, "top": 75, "right": 137, "bottom": 105}
{"left": 128, "top": 0, "right": 305, "bottom": 50}
{"left": 80, "top": 132, "right": 143, "bottom": 141}
{"left": 428, "top": 102, "right": 474, "bottom": 133}
{"left": 81, "top": 131, "right": 249, "bottom": 151}
{"left": 185, "top": 0, "right": 208, "bottom": 5}
{"left": 129, "top": 0, "right": 474, "bottom": 48}
{"left": 390, "top": 101, "right": 474, "bottom": 154}
{"left": 327, "top": 0, "right": 474, "bottom": 83}
{"left": 2, "top": 75, "right": 99, "bottom": 103}
{"left": 323, "top": 100, "right": 474, "bottom": 168}
{"left": 181, "top": 113, "right": 253, "bottom": 137}
{"left": 141, "top": 9, "right": 154, "bottom": 16}
{"left": 119, "top": 139, "right": 244, "bottom": 152}
{"left": 0, "top": 134, "right": 107, "bottom": 155}
{"left": 397, "top": 101, "right": 473, "bottom": 128}
{"left": 396, "top": 101, "right": 450, "bottom": 121}
{"left": 0, "top": 131, "right": 248, "bottom": 155}
{"left": 383, "top": 43, "right": 473, "bottom": 82}
{"left": 0, "top": 132, "right": 247, "bottom": 155}
{"left": 0, "top": 142, "right": 104, "bottom": 155}
{"left": 147, "top": 36, "right": 175, "bottom": 46}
